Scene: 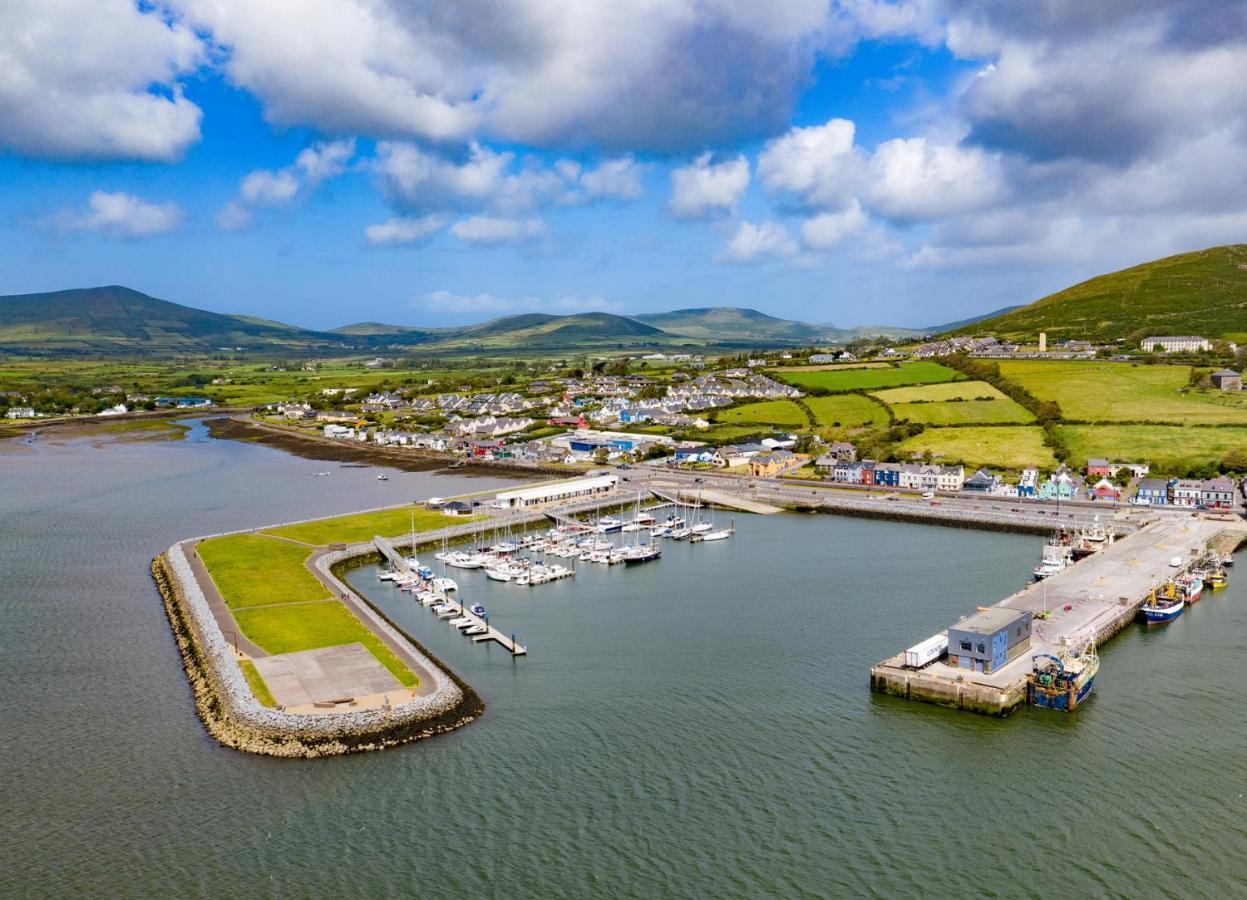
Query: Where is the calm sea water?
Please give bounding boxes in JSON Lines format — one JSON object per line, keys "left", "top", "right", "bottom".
{"left": 3, "top": 423, "right": 1245, "bottom": 898}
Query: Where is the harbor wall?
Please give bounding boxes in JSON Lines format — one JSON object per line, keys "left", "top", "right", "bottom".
{"left": 870, "top": 661, "right": 1027, "bottom": 715}
{"left": 152, "top": 542, "right": 483, "bottom": 758}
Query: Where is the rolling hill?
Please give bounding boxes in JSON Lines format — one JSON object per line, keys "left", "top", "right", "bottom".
{"left": 947, "top": 244, "right": 1247, "bottom": 342}
{"left": 634, "top": 307, "right": 830, "bottom": 342}
{"left": 0, "top": 286, "right": 347, "bottom": 356}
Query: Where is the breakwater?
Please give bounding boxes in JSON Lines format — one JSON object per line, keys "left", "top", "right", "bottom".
{"left": 152, "top": 542, "right": 482, "bottom": 758}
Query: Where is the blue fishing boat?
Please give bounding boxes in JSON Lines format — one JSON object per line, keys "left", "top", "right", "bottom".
{"left": 1027, "top": 642, "right": 1098, "bottom": 711}
{"left": 470, "top": 603, "right": 486, "bottom": 616}
{"left": 1139, "top": 582, "right": 1184, "bottom": 624}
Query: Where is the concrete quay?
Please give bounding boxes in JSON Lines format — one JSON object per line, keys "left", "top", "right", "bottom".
{"left": 870, "top": 517, "right": 1239, "bottom": 715}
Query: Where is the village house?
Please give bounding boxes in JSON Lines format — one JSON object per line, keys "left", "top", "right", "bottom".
{"left": 899, "top": 464, "right": 965, "bottom": 492}
{"left": 827, "top": 441, "right": 856, "bottom": 462}
{"left": 5, "top": 406, "right": 37, "bottom": 419}
{"left": 1172, "top": 480, "right": 1203, "bottom": 507}
{"left": 718, "top": 442, "right": 766, "bottom": 468}
{"left": 832, "top": 459, "right": 864, "bottom": 483}
{"left": 1018, "top": 466, "right": 1039, "bottom": 497}
{"left": 963, "top": 469, "right": 999, "bottom": 492}
{"left": 1201, "top": 476, "right": 1235, "bottom": 510}
{"left": 871, "top": 462, "right": 902, "bottom": 487}
{"left": 1038, "top": 467, "right": 1079, "bottom": 500}
{"left": 1090, "top": 477, "right": 1122, "bottom": 501}
{"left": 1134, "top": 478, "right": 1169, "bottom": 505}
{"left": 1210, "top": 369, "right": 1242, "bottom": 391}
{"left": 749, "top": 449, "right": 799, "bottom": 478}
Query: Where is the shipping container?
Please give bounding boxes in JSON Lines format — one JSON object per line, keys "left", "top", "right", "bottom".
{"left": 904, "top": 632, "right": 948, "bottom": 669}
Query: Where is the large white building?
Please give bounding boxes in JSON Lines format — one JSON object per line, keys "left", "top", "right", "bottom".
{"left": 1140, "top": 335, "right": 1210, "bottom": 353}
{"left": 493, "top": 475, "right": 619, "bottom": 509}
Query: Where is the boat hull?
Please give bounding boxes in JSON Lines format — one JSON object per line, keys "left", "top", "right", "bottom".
{"left": 1140, "top": 601, "right": 1184, "bottom": 624}
{"left": 1029, "top": 673, "right": 1096, "bottom": 711}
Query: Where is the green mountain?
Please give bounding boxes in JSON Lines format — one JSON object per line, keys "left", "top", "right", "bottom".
{"left": 0, "top": 286, "right": 347, "bottom": 356}
{"left": 443, "top": 312, "right": 669, "bottom": 349}
{"left": 634, "top": 306, "right": 829, "bottom": 341}
{"left": 947, "top": 244, "right": 1247, "bottom": 342}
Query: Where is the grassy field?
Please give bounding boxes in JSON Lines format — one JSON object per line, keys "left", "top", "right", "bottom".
{"left": 1056, "top": 425, "right": 1247, "bottom": 473}
{"left": 697, "top": 424, "right": 775, "bottom": 444}
{"left": 997, "top": 360, "right": 1247, "bottom": 424}
{"left": 770, "top": 362, "right": 889, "bottom": 372}
{"left": 197, "top": 534, "right": 330, "bottom": 609}
{"left": 889, "top": 399, "right": 1035, "bottom": 425}
{"left": 804, "top": 394, "right": 889, "bottom": 429}
{"left": 716, "top": 399, "right": 808, "bottom": 427}
{"left": 262, "top": 505, "right": 472, "bottom": 545}
{"left": 777, "top": 361, "right": 961, "bottom": 393}
{"left": 231, "top": 601, "right": 419, "bottom": 687}
{"left": 239, "top": 659, "right": 277, "bottom": 707}
{"left": 871, "top": 380, "right": 1010, "bottom": 403}
{"left": 896, "top": 426, "right": 1057, "bottom": 470}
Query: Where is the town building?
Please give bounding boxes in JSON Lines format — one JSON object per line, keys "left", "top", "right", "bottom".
{"left": 1134, "top": 478, "right": 1169, "bottom": 505}
{"left": 1018, "top": 466, "right": 1039, "bottom": 497}
{"left": 826, "top": 441, "right": 856, "bottom": 462}
{"left": 963, "top": 469, "right": 999, "bottom": 492}
{"left": 493, "top": 475, "right": 619, "bottom": 509}
{"left": 1090, "top": 477, "right": 1122, "bottom": 501}
{"left": 1201, "top": 476, "right": 1235, "bottom": 510}
{"left": 947, "top": 608, "right": 1032, "bottom": 674}
{"left": 749, "top": 450, "right": 799, "bottom": 478}
{"left": 1172, "top": 480, "right": 1203, "bottom": 507}
{"left": 1140, "top": 335, "right": 1210, "bottom": 353}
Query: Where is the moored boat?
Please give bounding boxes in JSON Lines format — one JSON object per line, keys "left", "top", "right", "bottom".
{"left": 1139, "top": 582, "right": 1184, "bottom": 624}
{"left": 1027, "top": 641, "right": 1099, "bottom": 711}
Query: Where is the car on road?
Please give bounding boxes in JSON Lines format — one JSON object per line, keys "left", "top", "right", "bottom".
{"left": 921, "top": 491, "right": 934, "bottom": 500}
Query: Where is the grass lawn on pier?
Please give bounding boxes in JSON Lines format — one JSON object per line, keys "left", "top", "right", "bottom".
{"left": 197, "top": 534, "right": 330, "bottom": 609}
{"left": 261, "top": 505, "right": 478, "bottom": 545}
{"left": 232, "top": 601, "right": 419, "bottom": 687}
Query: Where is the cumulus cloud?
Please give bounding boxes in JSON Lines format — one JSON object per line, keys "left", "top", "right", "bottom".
{"left": 450, "top": 216, "right": 546, "bottom": 245}
{"left": 577, "top": 157, "right": 645, "bottom": 201}
{"left": 0, "top": 0, "right": 203, "bottom": 161}
{"left": 721, "top": 220, "right": 798, "bottom": 264}
{"left": 217, "top": 138, "right": 356, "bottom": 229}
{"left": 53, "top": 191, "right": 184, "bottom": 238}
{"left": 757, "top": 117, "right": 860, "bottom": 209}
{"left": 863, "top": 136, "right": 1006, "bottom": 222}
{"left": 364, "top": 215, "right": 447, "bottom": 246}
{"left": 800, "top": 201, "right": 867, "bottom": 250}
{"left": 418, "top": 290, "right": 620, "bottom": 316}
{"left": 172, "top": 0, "right": 842, "bottom": 152}
{"left": 669, "top": 154, "right": 750, "bottom": 218}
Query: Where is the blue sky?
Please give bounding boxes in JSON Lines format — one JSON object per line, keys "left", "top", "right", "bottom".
{"left": 3, "top": 1, "right": 1245, "bottom": 330}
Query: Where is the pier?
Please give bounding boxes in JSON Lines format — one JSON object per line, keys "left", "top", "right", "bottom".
{"left": 870, "top": 517, "right": 1239, "bottom": 714}
{"left": 372, "top": 536, "right": 527, "bottom": 655}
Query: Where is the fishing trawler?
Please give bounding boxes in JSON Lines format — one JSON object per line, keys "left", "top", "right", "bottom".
{"left": 1070, "top": 517, "right": 1114, "bottom": 560}
{"left": 1027, "top": 640, "right": 1099, "bottom": 711}
{"left": 1033, "top": 537, "right": 1073, "bottom": 581}
{"left": 1139, "top": 581, "right": 1184, "bottom": 624}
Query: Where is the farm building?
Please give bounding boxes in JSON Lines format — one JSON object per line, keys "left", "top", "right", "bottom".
{"left": 1210, "top": 369, "right": 1241, "bottom": 391}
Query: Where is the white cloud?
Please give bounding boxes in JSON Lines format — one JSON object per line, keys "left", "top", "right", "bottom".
{"left": 364, "top": 215, "right": 447, "bottom": 246}
{"left": 757, "top": 117, "right": 860, "bottom": 208}
{"left": 54, "top": 191, "right": 184, "bottom": 238}
{"left": 669, "top": 153, "right": 750, "bottom": 218}
{"left": 240, "top": 170, "right": 300, "bottom": 206}
{"left": 578, "top": 157, "right": 645, "bottom": 201}
{"left": 450, "top": 215, "right": 546, "bottom": 245}
{"left": 218, "top": 138, "right": 356, "bottom": 229}
{"left": 375, "top": 142, "right": 565, "bottom": 214}
{"left": 419, "top": 290, "right": 620, "bottom": 315}
{"left": 863, "top": 136, "right": 1006, "bottom": 222}
{"left": 721, "top": 219, "right": 798, "bottom": 264}
{"left": 800, "top": 201, "right": 867, "bottom": 250}
{"left": 0, "top": 0, "right": 203, "bottom": 160}
{"left": 173, "top": 0, "right": 839, "bottom": 152}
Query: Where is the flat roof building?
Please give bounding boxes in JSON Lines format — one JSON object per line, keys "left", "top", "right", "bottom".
{"left": 493, "top": 475, "right": 619, "bottom": 509}
{"left": 947, "top": 607, "right": 1032, "bottom": 674}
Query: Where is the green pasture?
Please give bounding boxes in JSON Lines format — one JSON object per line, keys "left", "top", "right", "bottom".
{"left": 716, "top": 400, "right": 808, "bottom": 428}
{"left": 896, "top": 426, "right": 1057, "bottom": 470}
{"left": 804, "top": 394, "right": 889, "bottom": 429}
{"left": 1056, "top": 425, "right": 1247, "bottom": 473}
{"left": 778, "top": 361, "right": 961, "bottom": 393}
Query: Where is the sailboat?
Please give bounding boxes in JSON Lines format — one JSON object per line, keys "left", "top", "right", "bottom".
{"left": 620, "top": 495, "right": 662, "bottom": 564}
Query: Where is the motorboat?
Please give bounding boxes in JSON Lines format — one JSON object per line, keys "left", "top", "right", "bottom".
{"left": 470, "top": 603, "right": 486, "bottom": 616}
{"left": 485, "top": 567, "right": 513, "bottom": 582}
{"left": 445, "top": 552, "right": 483, "bottom": 569}
{"left": 692, "top": 528, "right": 734, "bottom": 542}
{"left": 432, "top": 576, "right": 458, "bottom": 592}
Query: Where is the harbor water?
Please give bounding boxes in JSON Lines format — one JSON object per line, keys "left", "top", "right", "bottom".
{"left": 3, "top": 424, "right": 1246, "bottom": 897}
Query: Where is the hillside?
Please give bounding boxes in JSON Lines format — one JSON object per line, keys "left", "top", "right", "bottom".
{"left": 0, "top": 286, "right": 347, "bottom": 356}
{"left": 444, "top": 312, "right": 672, "bottom": 349}
{"left": 947, "top": 244, "right": 1247, "bottom": 342}
{"left": 634, "top": 307, "right": 829, "bottom": 341}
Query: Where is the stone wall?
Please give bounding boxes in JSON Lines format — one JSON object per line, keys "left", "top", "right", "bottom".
{"left": 153, "top": 542, "right": 482, "bottom": 758}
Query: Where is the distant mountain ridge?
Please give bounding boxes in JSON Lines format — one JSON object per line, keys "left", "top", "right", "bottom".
{"left": 0, "top": 288, "right": 864, "bottom": 356}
